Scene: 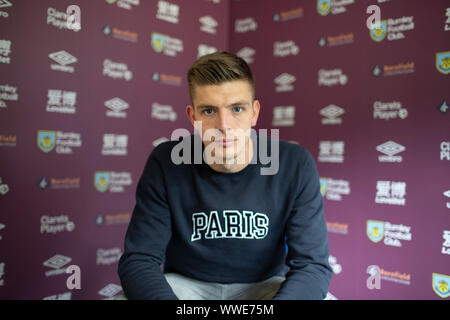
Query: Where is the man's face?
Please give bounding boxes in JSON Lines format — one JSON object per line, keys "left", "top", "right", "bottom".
{"left": 186, "top": 80, "right": 260, "bottom": 167}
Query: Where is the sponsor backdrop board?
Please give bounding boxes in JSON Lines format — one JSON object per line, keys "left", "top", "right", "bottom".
{"left": 0, "top": 0, "right": 449, "bottom": 299}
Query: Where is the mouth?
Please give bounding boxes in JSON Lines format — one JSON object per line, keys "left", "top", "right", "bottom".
{"left": 215, "top": 139, "right": 238, "bottom": 147}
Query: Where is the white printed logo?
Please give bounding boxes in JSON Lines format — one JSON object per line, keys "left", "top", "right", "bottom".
{"left": 0, "top": 84, "right": 18, "bottom": 109}
{"left": 107, "top": 0, "right": 140, "bottom": 11}
{"left": 273, "top": 40, "right": 299, "bottom": 57}
{"left": 199, "top": 16, "right": 218, "bottom": 34}
{"left": 320, "top": 177, "right": 350, "bottom": 201}
{"left": 0, "top": 39, "right": 11, "bottom": 64}
{"left": 43, "top": 292, "right": 72, "bottom": 300}
{"left": 318, "top": 69, "right": 348, "bottom": 87}
{"left": 156, "top": 1, "right": 179, "bottom": 24}
{"left": 97, "top": 248, "right": 122, "bottom": 266}
{"left": 0, "top": 177, "right": 9, "bottom": 196}
{"left": 37, "top": 130, "right": 82, "bottom": 154}
{"left": 103, "top": 59, "right": 133, "bottom": 81}
{"left": 43, "top": 254, "right": 72, "bottom": 277}
{"left": 102, "top": 134, "right": 128, "bottom": 156}
{"left": 105, "top": 98, "right": 129, "bottom": 118}
{"left": 40, "top": 215, "right": 75, "bottom": 234}
{"left": 445, "top": 8, "right": 450, "bottom": 31}
{"left": 191, "top": 210, "right": 269, "bottom": 242}
{"left": 47, "top": 8, "right": 80, "bottom": 32}
{"left": 274, "top": 73, "right": 296, "bottom": 92}
{"left": 198, "top": 44, "right": 217, "bottom": 58}
{"left": 373, "top": 100, "right": 408, "bottom": 120}
{"left": 442, "top": 230, "right": 450, "bottom": 255}
{"left": 441, "top": 141, "right": 450, "bottom": 161}
{"left": 320, "top": 105, "right": 344, "bottom": 125}
{"left": 49, "top": 51, "right": 77, "bottom": 73}
{"left": 0, "top": 0, "right": 12, "bottom": 19}
{"left": 329, "top": 255, "right": 342, "bottom": 274}
{"left": 375, "top": 181, "right": 406, "bottom": 206}
{"left": 152, "top": 33, "right": 184, "bottom": 57}
{"left": 46, "top": 89, "right": 77, "bottom": 114}
{"left": 0, "top": 262, "right": 4, "bottom": 286}
{"left": 236, "top": 47, "right": 255, "bottom": 64}
{"left": 444, "top": 190, "right": 450, "bottom": 209}
{"left": 318, "top": 141, "right": 345, "bottom": 163}
{"left": 98, "top": 284, "right": 123, "bottom": 300}
{"left": 0, "top": 223, "right": 5, "bottom": 240}
{"left": 376, "top": 141, "right": 405, "bottom": 162}
{"left": 151, "top": 103, "right": 177, "bottom": 122}
{"left": 272, "top": 106, "right": 295, "bottom": 127}
{"left": 94, "top": 171, "right": 132, "bottom": 193}
{"left": 235, "top": 17, "right": 258, "bottom": 33}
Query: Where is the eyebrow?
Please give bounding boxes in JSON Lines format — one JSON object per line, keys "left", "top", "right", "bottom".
{"left": 196, "top": 101, "right": 250, "bottom": 110}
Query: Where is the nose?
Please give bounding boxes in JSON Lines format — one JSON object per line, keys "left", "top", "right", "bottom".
{"left": 216, "top": 109, "right": 231, "bottom": 134}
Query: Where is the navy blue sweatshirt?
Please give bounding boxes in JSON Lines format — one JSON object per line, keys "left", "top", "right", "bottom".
{"left": 118, "top": 133, "right": 332, "bottom": 300}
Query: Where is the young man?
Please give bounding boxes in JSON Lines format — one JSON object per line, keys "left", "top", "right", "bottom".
{"left": 118, "top": 51, "right": 332, "bottom": 300}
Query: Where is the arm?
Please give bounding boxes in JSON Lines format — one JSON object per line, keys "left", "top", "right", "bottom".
{"left": 118, "top": 147, "right": 178, "bottom": 300}
{"left": 273, "top": 148, "right": 332, "bottom": 300}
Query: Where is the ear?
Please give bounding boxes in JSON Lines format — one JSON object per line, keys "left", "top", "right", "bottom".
{"left": 186, "top": 105, "right": 195, "bottom": 126}
{"left": 251, "top": 100, "right": 260, "bottom": 127}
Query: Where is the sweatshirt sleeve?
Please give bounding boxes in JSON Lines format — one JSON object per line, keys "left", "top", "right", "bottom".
{"left": 118, "top": 146, "right": 178, "bottom": 300}
{"left": 273, "top": 147, "right": 333, "bottom": 300}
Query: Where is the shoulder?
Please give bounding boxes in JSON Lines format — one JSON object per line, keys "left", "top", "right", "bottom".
{"left": 277, "top": 138, "right": 313, "bottom": 165}
{"left": 143, "top": 137, "right": 185, "bottom": 171}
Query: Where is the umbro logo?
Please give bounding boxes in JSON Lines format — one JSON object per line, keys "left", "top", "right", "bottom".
{"left": 49, "top": 50, "right": 77, "bottom": 73}
{"left": 376, "top": 141, "right": 405, "bottom": 162}
{"left": 320, "top": 105, "right": 344, "bottom": 125}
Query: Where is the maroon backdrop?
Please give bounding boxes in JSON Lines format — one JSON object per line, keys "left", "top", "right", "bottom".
{"left": 0, "top": 0, "right": 449, "bottom": 300}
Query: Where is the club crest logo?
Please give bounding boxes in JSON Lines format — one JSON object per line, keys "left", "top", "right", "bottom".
{"left": 436, "top": 51, "right": 450, "bottom": 75}
{"left": 370, "top": 20, "right": 387, "bottom": 42}
{"left": 151, "top": 33, "right": 165, "bottom": 53}
{"left": 367, "top": 220, "right": 384, "bottom": 243}
{"left": 317, "top": 0, "right": 331, "bottom": 16}
{"left": 432, "top": 273, "right": 450, "bottom": 298}
{"left": 37, "top": 130, "right": 56, "bottom": 153}
{"left": 94, "top": 172, "right": 110, "bottom": 192}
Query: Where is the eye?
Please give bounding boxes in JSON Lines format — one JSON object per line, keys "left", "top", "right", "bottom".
{"left": 233, "top": 106, "right": 243, "bottom": 113}
{"left": 203, "top": 109, "right": 214, "bottom": 115}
